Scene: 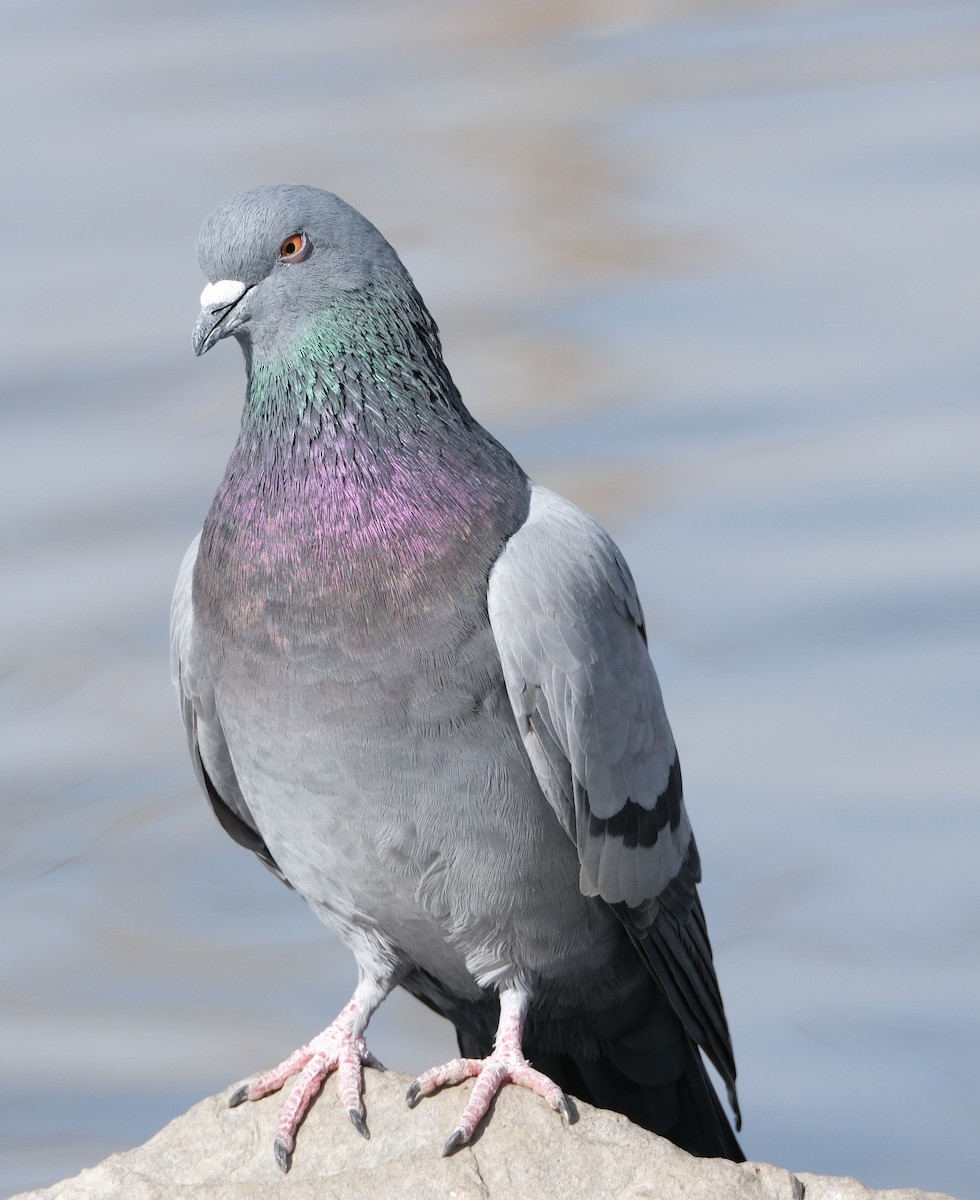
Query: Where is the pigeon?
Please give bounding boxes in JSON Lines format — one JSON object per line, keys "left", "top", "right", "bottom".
{"left": 172, "top": 183, "right": 743, "bottom": 1170}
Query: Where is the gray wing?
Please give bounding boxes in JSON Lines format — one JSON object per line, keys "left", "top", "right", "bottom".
{"left": 170, "top": 534, "right": 288, "bottom": 886}
{"left": 487, "top": 484, "right": 738, "bottom": 1118}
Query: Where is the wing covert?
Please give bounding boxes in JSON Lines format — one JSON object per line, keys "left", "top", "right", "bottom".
{"left": 487, "top": 485, "right": 691, "bottom": 911}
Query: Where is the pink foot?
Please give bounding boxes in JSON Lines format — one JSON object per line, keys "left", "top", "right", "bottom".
{"left": 229, "top": 1002, "right": 384, "bottom": 1171}
{"left": 406, "top": 1045, "right": 571, "bottom": 1155}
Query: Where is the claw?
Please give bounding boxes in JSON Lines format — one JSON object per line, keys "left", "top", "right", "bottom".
{"left": 405, "top": 1079, "right": 421, "bottom": 1107}
{"left": 228, "top": 1083, "right": 250, "bottom": 1108}
{"left": 556, "top": 1093, "right": 575, "bottom": 1124}
{"left": 273, "top": 1135, "right": 293, "bottom": 1173}
{"left": 441, "top": 1127, "right": 466, "bottom": 1157}
{"left": 349, "top": 1108, "right": 369, "bottom": 1138}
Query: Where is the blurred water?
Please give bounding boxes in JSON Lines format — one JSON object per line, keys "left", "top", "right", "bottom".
{"left": 1, "top": 1, "right": 978, "bottom": 1196}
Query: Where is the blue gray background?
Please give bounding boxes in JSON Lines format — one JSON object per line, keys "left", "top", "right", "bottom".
{"left": 1, "top": 1, "right": 978, "bottom": 1197}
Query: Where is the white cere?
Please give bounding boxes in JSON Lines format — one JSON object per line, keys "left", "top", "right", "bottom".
{"left": 200, "top": 279, "right": 246, "bottom": 310}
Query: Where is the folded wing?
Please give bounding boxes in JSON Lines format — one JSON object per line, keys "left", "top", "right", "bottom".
{"left": 487, "top": 485, "right": 739, "bottom": 1123}
{"left": 170, "top": 534, "right": 288, "bottom": 885}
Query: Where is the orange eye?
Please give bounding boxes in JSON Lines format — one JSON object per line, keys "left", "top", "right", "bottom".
{"left": 279, "top": 232, "right": 309, "bottom": 262}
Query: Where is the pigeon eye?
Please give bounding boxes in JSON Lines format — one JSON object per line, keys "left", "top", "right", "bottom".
{"left": 279, "top": 232, "right": 309, "bottom": 262}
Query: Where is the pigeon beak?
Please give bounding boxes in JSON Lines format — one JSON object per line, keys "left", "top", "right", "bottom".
{"left": 192, "top": 279, "right": 251, "bottom": 356}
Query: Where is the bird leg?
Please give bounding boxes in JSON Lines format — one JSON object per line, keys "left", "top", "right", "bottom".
{"left": 229, "top": 977, "right": 388, "bottom": 1172}
{"left": 406, "top": 986, "right": 572, "bottom": 1154}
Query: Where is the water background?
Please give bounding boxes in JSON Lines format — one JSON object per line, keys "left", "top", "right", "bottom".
{"left": 1, "top": 1, "right": 978, "bottom": 1196}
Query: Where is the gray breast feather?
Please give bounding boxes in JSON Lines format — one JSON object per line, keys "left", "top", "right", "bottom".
{"left": 487, "top": 485, "right": 694, "bottom": 911}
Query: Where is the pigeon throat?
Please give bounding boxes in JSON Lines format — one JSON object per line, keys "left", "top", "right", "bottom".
{"left": 240, "top": 284, "right": 466, "bottom": 444}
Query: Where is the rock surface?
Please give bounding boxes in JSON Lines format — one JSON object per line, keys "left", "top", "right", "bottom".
{"left": 13, "top": 1070, "right": 956, "bottom": 1200}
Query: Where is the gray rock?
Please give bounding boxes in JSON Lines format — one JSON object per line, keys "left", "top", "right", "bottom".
{"left": 12, "top": 1072, "right": 956, "bottom": 1200}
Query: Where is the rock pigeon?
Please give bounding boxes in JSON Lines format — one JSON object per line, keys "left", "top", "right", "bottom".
{"left": 172, "top": 184, "right": 743, "bottom": 1170}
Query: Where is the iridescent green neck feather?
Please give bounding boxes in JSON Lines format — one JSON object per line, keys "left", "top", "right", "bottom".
{"left": 242, "top": 279, "right": 468, "bottom": 446}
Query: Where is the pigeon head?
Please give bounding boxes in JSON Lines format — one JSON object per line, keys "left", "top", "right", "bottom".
{"left": 192, "top": 184, "right": 409, "bottom": 358}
